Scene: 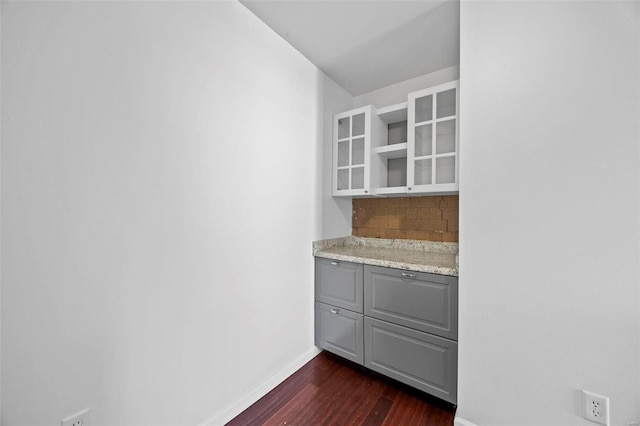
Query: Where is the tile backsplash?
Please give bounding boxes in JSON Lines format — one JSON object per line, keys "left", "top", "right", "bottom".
{"left": 352, "top": 196, "right": 459, "bottom": 242}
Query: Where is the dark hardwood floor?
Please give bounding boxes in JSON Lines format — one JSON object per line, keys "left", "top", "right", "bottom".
{"left": 227, "top": 351, "right": 456, "bottom": 426}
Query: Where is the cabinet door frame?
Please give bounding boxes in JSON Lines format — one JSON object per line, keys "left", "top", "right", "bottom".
{"left": 364, "top": 265, "right": 458, "bottom": 340}
{"left": 407, "top": 80, "right": 460, "bottom": 195}
{"left": 364, "top": 316, "right": 457, "bottom": 404}
{"left": 315, "top": 258, "right": 364, "bottom": 313}
{"left": 315, "top": 302, "right": 364, "bottom": 365}
{"left": 332, "top": 105, "right": 372, "bottom": 197}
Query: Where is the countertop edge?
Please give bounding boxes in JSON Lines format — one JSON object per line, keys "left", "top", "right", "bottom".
{"left": 312, "top": 236, "right": 352, "bottom": 255}
{"left": 312, "top": 236, "right": 458, "bottom": 256}
{"left": 314, "top": 251, "right": 458, "bottom": 277}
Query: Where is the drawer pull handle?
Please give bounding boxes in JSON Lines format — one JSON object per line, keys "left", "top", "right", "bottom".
{"left": 330, "top": 308, "right": 341, "bottom": 314}
{"left": 401, "top": 272, "right": 416, "bottom": 279}
{"left": 330, "top": 261, "right": 340, "bottom": 266}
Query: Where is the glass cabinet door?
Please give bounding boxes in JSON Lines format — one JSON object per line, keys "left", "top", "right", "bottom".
{"left": 333, "top": 107, "right": 371, "bottom": 196}
{"left": 407, "top": 81, "right": 459, "bottom": 193}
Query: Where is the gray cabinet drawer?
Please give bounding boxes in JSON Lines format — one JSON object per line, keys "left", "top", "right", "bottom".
{"left": 315, "top": 302, "right": 364, "bottom": 365}
{"left": 364, "top": 317, "right": 457, "bottom": 404}
{"left": 364, "top": 265, "right": 458, "bottom": 340}
{"left": 315, "top": 258, "right": 364, "bottom": 313}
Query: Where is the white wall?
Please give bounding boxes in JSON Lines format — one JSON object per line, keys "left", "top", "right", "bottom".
{"left": 353, "top": 65, "right": 459, "bottom": 108}
{"left": 458, "top": 2, "right": 640, "bottom": 425}
{"left": 1, "top": 2, "right": 337, "bottom": 424}
{"left": 320, "top": 76, "right": 353, "bottom": 239}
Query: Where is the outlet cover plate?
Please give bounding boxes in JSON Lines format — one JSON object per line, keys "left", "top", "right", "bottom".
{"left": 583, "top": 390, "right": 609, "bottom": 426}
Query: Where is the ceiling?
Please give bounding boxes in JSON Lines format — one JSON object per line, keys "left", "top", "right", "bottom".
{"left": 240, "top": 0, "right": 460, "bottom": 96}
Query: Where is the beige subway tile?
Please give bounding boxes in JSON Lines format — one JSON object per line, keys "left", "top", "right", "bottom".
{"left": 440, "top": 195, "right": 459, "bottom": 208}
{"left": 415, "top": 207, "right": 443, "bottom": 220}
{"left": 411, "top": 196, "right": 442, "bottom": 208}
{"left": 442, "top": 232, "right": 458, "bottom": 242}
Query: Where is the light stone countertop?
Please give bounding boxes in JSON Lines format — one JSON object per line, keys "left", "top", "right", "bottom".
{"left": 313, "top": 236, "right": 458, "bottom": 277}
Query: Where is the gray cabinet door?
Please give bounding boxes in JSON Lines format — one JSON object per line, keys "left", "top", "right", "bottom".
{"left": 364, "top": 265, "right": 458, "bottom": 340}
{"left": 315, "top": 302, "right": 364, "bottom": 365}
{"left": 364, "top": 317, "right": 457, "bottom": 404}
{"left": 315, "top": 258, "right": 364, "bottom": 313}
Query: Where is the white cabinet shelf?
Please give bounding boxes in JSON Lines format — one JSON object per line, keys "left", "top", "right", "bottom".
{"left": 372, "top": 102, "right": 409, "bottom": 195}
{"left": 374, "top": 143, "right": 407, "bottom": 159}
{"left": 377, "top": 102, "right": 408, "bottom": 123}
{"left": 374, "top": 186, "right": 408, "bottom": 195}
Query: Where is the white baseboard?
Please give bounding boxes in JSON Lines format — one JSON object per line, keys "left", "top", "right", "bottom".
{"left": 454, "top": 416, "right": 479, "bottom": 426}
{"left": 198, "top": 346, "right": 322, "bottom": 426}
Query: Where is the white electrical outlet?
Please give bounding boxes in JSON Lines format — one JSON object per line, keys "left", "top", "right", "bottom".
{"left": 61, "top": 407, "right": 90, "bottom": 426}
{"left": 583, "top": 390, "right": 610, "bottom": 426}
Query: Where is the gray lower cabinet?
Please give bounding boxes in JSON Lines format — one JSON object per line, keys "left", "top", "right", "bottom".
{"left": 364, "top": 317, "right": 458, "bottom": 404}
{"left": 314, "top": 258, "right": 364, "bottom": 365}
{"left": 315, "top": 257, "right": 364, "bottom": 312}
{"left": 314, "top": 257, "right": 458, "bottom": 404}
{"left": 315, "top": 301, "right": 364, "bottom": 365}
{"left": 364, "top": 265, "right": 458, "bottom": 340}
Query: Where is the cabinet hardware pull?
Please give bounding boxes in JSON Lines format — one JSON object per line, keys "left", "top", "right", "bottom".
{"left": 401, "top": 272, "right": 416, "bottom": 278}
{"left": 330, "top": 261, "right": 340, "bottom": 266}
{"left": 330, "top": 308, "right": 341, "bottom": 314}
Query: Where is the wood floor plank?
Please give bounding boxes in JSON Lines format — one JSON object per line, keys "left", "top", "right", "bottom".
{"left": 228, "top": 351, "right": 348, "bottom": 425}
{"left": 302, "top": 359, "right": 368, "bottom": 424}
{"left": 339, "top": 377, "right": 388, "bottom": 425}
{"left": 262, "top": 355, "right": 353, "bottom": 424}
{"left": 316, "top": 378, "right": 379, "bottom": 424}
{"left": 361, "top": 395, "right": 393, "bottom": 426}
{"left": 421, "top": 403, "right": 454, "bottom": 426}
{"left": 382, "top": 392, "right": 425, "bottom": 426}
{"left": 228, "top": 359, "right": 322, "bottom": 425}
{"left": 226, "top": 351, "right": 456, "bottom": 426}
{"left": 262, "top": 383, "right": 319, "bottom": 426}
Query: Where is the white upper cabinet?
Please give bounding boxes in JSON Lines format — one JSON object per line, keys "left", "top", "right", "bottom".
{"left": 332, "top": 80, "right": 459, "bottom": 197}
{"left": 333, "top": 105, "right": 386, "bottom": 197}
{"left": 407, "top": 81, "right": 459, "bottom": 194}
